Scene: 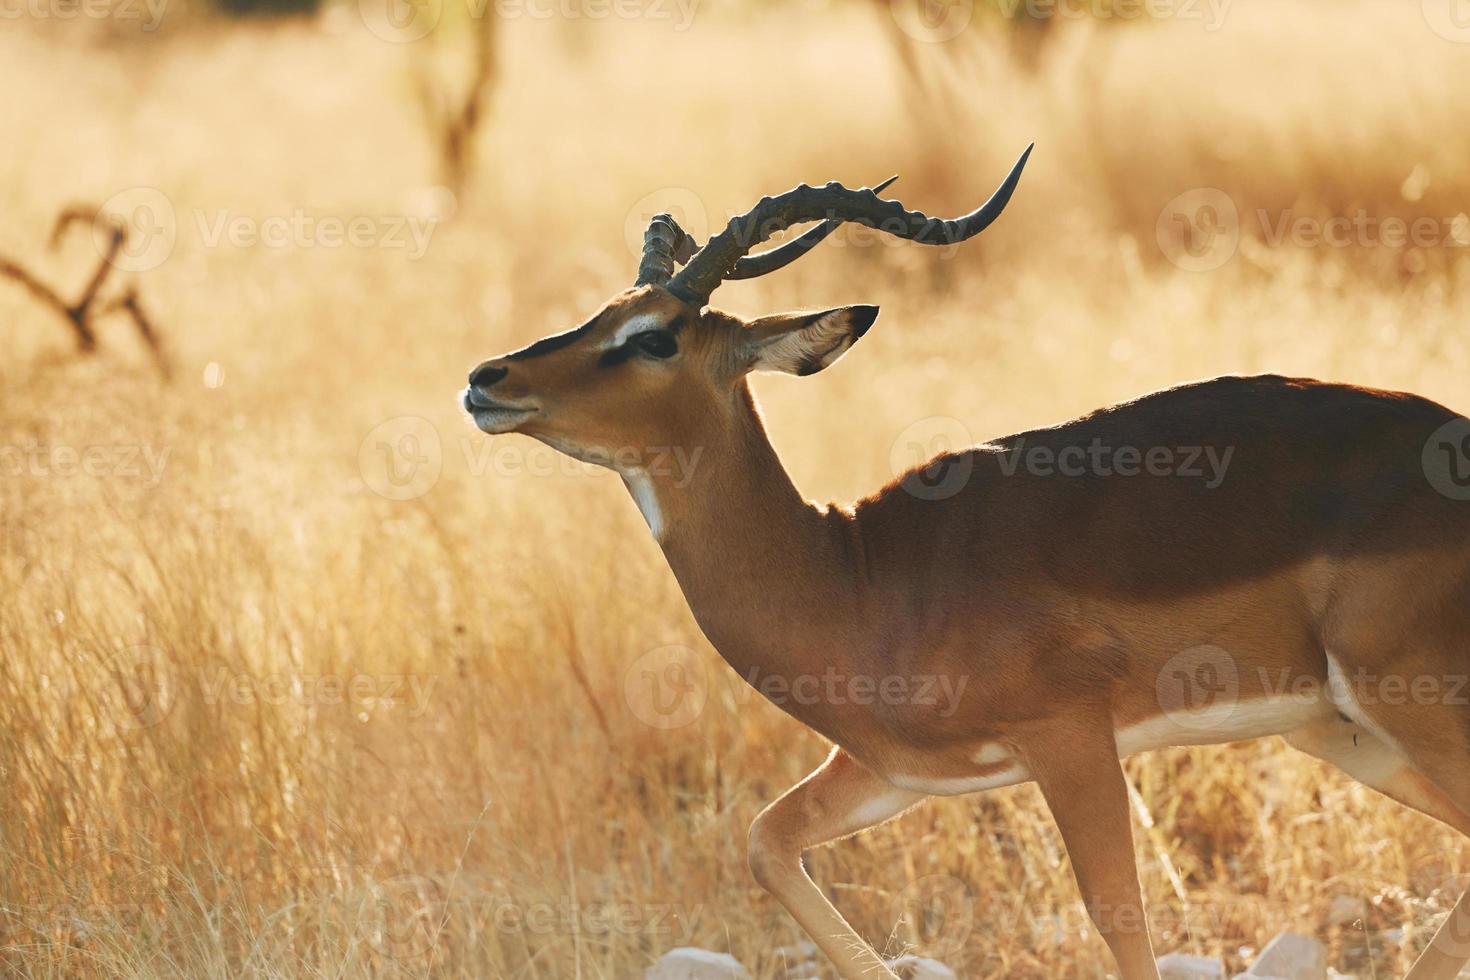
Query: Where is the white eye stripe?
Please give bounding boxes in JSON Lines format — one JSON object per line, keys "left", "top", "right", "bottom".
{"left": 605, "top": 314, "right": 669, "bottom": 350}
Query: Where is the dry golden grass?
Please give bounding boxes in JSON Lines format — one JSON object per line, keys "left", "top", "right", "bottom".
{"left": 3, "top": 2, "right": 1470, "bottom": 976}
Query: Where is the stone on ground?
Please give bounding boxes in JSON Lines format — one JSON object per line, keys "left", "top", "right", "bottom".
{"left": 1234, "top": 932, "right": 1328, "bottom": 980}
{"left": 646, "top": 948, "right": 750, "bottom": 980}
{"left": 886, "top": 956, "right": 958, "bottom": 979}
{"left": 1158, "top": 952, "right": 1226, "bottom": 979}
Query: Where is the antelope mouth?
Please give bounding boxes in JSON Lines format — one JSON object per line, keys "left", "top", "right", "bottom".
{"left": 461, "top": 387, "right": 537, "bottom": 433}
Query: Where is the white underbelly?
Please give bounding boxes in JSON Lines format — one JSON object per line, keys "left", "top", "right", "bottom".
{"left": 886, "top": 694, "right": 1332, "bottom": 798}
{"left": 888, "top": 765, "right": 1032, "bottom": 797}
{"left": 1115, "top": 693, "right": 1332, "bottom": 757}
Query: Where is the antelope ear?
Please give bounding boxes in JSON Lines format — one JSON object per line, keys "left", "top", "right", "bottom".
{"left": 744, "top": 306, "right": 879, "bottom": 376}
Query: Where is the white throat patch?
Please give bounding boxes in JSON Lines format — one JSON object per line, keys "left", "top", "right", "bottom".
{"left": 622, "top": 468, "right": 664, "bottom": 541}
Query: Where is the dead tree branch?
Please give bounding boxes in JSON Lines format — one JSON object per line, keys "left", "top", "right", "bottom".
{"left": 413, "top": 12, "right": 500, "bottom": 200}
{"left": 0, "top": 205, "right": 171, "bottom": 378}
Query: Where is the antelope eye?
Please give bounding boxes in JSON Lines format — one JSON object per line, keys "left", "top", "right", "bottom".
{"left": 633, "top": 331, "right": 677, "bottom": 359}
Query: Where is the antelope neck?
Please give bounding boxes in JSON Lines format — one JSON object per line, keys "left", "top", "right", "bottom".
{"left": 625, "top": 386, "right": 867, "bottom": 697}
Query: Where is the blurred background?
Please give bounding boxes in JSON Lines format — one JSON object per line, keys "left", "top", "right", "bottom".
{"left": 3, "top": 0, "right": 1470, "bottom": 976}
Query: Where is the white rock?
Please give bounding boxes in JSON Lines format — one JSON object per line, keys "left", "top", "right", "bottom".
{"left": 645, "top": 948, "right": 750, "bottom": 980}
{"left": 886, "top": 956, "right": 958, "bottom": 979}
{"left": 1158, "top": 952, "right": 1226, "bottom": 979}
{"left": 1238, "top": 932, "right": 1328, "bottom": 980}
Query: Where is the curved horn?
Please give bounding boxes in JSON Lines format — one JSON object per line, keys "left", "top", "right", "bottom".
{"left": 669, "top": 144, "right": 1033, "bottom": 304}
{"left": 635, "top": 212, "right": 697, "bottom": 287}
{"left": 725, "top": 175, "right": 899, "bottom": 281}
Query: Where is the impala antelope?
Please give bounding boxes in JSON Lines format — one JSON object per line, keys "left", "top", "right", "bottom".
{"left": 462, "top": 147, "right": 1470, "bottom": 980}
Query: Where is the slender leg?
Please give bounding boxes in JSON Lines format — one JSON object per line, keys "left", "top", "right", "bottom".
{"left": 1284, "top": 714, "right": 1470, "bottom": 979}
{"left": 1384, "top": 730, "right": 1470, "bottom": 980}
{"left": 748, "top": 747, "right": 926, "bottom": 980}
{"left": 1024, "top": 720, "right": 1161, "bottom": 980}
{"left": 1376, "top": 733, "right": 1470, "bottom": 980}
{"left": 1283, "top": 716, "right": 1470, "bottom": 837}
{"left": 1306, "top": 664, "right": 1470, "bottom": 980}
{"left": 1407, "top": 887, "right": 1470, "bottom": 980}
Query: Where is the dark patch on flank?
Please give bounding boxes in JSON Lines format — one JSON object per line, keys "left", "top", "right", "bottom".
{"left": 862, "top": 373, "right": 1470, "bottom": 603}
{"left": 507, "top": 315, "right": 598, "bottom": 360}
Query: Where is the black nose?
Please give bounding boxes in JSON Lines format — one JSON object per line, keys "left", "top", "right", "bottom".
{"left": 469, "top": 363, "right": 507, "bottom": 388}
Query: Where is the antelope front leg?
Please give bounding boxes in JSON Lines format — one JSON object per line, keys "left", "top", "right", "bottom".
{"left": 748, "top": 747, "right": 926, "bottom": 980}
{"left": 1026, "top": 720, "right": 1161, "bottom": 980}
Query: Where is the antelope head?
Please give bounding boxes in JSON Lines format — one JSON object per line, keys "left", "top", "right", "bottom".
{"left": 461, "top": 145, "right": 1032, "bottom": 478}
